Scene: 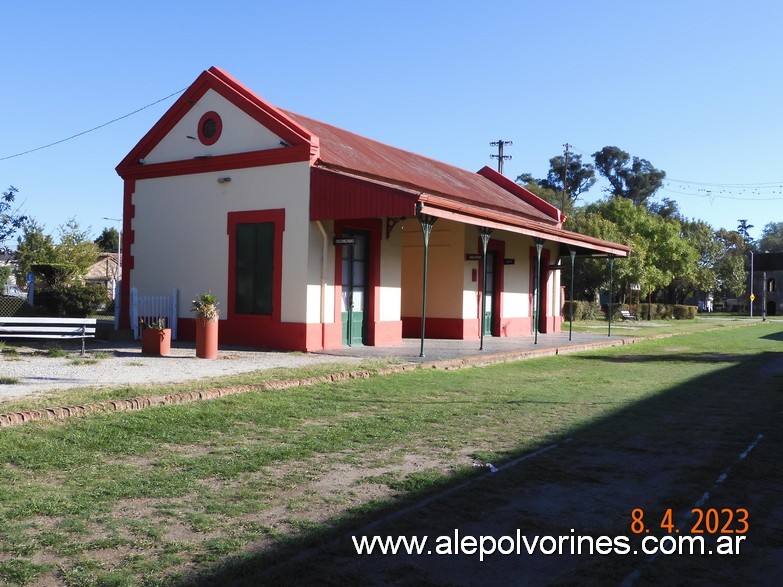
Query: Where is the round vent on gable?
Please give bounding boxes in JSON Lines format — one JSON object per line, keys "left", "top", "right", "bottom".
{"left": 198, "top": 111, "right": 222, "bottom": 146}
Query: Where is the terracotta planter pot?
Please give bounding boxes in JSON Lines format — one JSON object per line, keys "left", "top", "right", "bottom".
{"left": 141, "top": 328, "right": 171, "bottom": 356}
{"left": 196, "top": 316, "right": 219, "bottom": 359}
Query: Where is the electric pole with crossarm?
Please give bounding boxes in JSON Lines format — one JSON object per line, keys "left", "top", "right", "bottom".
{"left": 490, "top": 140, "right": 513, "bottom": 175}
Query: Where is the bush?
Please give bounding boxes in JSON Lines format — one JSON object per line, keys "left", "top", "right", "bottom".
{"left": 637, "top": 303, "right": 697, "bottom": 320}
{"left": 672, "top": 304, "right": 698, "bottom": 319}
{"left": 562, "top": 300, "right": 602, "bottom": 321}
{"left": 34, "top": 284, "right": 109, "bottom": 317}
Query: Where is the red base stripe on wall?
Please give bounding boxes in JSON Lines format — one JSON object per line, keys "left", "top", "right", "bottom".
{"left": 401, "top": 317, "right": 542, "bottom": 340}
{"left": 178, "top": 318, "right": 405, "bottom": 352}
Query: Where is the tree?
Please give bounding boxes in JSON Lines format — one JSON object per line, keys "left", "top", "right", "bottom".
{"left": 15, "top": 219, "right": 56, "bottom": 280}
{"left": 714, "top": 228, "right": 748, "bottom": 299}
{"left": 649, "top": 197, "right": 680, "bottom": 220}
{"left": 736, "top": 219, "right": 755, "bottom": 247}
{"left": 539, "top": 153, "right": 596, "bottom": 202}
{"left": 758, "top": 221, "right": 783, "bottom": 252}
{"left": 1, "top": 186, "right": 27, "bottom": 253}
{"left": 16, "top": 218, "right": 105, "bottom": 315}
{"left": 514, "top": 179, "right": 576, "bottom": 219}
{"left": 516, "top": 153, "right": 596, "bottom": 210}
{"left": 592, "top": 146, "right": 666, "bottom": 207}
{"left": 95, "top": 226, "right": 120, "bottom": 252}
{"left": 56, "top": 218, "right": 101, "bottom": 279}
{"left": 662, "top": 219, "right": 721, "bottom": 304}
{"left": 570, "top": 198, "right": 696, "bottom": 303}
{"left": 16, "top": 218, "right": 99, "bottom": 285}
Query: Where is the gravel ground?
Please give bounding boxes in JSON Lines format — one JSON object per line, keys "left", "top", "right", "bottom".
{"left": 0, "top": 341, "right": 365, "bottom": 402}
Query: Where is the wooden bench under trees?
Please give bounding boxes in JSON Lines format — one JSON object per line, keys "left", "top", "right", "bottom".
{"left": 0, "top": 317, "right": 97, "bottom": 355}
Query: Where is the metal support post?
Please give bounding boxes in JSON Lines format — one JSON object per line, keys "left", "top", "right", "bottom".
{"left": 608, "top": 256, "right": 615, "bottom": 337}
{"left": 534, "top": 239, "right": 544, "bottom": 344}
{"left": 750, "top": 250, "right": 754, "bottom": 317}
{"left": 569, "top": 248, "right": 576, "bottom": 341}
{"left": 479, "top": 227, "right": 493, "bottom": 351}
{"left": 417, "top": 204, "right": 437, "bottom": 357}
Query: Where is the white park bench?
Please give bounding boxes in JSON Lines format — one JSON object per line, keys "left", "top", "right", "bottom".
{"left": 0, "top": 317, "right": 97, "bottom": 355}
{"left": 619, "top": 309, "right": 638, "bottom": 321}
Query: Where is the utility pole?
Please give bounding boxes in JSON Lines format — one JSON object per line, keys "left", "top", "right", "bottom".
{"left": 490, "top": 140, "right": 513, "bottom": 175}
{"left": 561, "top": 143, "right": 571, "bottom": 214}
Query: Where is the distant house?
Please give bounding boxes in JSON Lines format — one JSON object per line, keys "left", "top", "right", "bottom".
{"left": 116, "top": 67, "right": 630, "bottom": 351}
{"left": 84, "top": 252, "right": 118, "bottom": 299}
{"left": 753, "top": 252, "right": 782, "bottom": 316}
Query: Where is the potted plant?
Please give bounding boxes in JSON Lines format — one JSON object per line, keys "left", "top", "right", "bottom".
{"left": 191, "top": 291, "right": 219, "bottom": 359}
{"left": 140, "top": 317, "right": 171, "bottom": 356}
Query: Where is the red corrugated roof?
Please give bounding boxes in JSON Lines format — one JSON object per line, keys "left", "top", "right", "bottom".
{"left": 282, "top": 110, "right": 558, "bottom": 225}
{"left": 117, "top": 66, "right": 629, "bottom": 257}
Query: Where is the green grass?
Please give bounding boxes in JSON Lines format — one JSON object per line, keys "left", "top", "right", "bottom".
{"left": 45, "top": 345, "right": 68, "bottom": 358}
{"left": 0, "top": 322, "right": 779, "bottom": 585}
{"left": 0, "top": 376, "right": 20, "bottom": 384}
{"left": 568, "top": 314, "right": 758, "bottom": 337}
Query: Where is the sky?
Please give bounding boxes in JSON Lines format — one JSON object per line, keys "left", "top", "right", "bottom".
{"left": 2, "top": 0, "right": 782, "bottom": 247}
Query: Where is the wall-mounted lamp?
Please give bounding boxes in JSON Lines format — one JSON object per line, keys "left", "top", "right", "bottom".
{"left": 217, "top": 176, "right": 232, "bottom": 184}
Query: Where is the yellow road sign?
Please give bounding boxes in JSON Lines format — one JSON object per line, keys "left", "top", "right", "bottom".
{"left": 750, "top": 294, "right": 756, "bottom": 302}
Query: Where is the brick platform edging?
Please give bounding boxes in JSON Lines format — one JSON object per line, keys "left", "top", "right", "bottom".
{"left": 0, "top": 329, "right": 723, "bottom": 429}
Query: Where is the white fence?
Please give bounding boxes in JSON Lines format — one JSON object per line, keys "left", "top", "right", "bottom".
{"left": 130, "top": 287, "right": 178, "bottom": 340}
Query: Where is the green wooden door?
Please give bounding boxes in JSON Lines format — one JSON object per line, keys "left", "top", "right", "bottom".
{"left": 483, "top": 251, "right": 495, "bottom": 336}
{"left": 340, "top": 232, "right": 368, "bottom": 346}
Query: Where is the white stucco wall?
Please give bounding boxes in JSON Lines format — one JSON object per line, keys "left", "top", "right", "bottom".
{"left": 501, "top": 234, "right": 531, "bottom": 319}
{"left": 549, "top": 246, "right": 562, "bottom": 317}
{"left": 144, "top": 89, "right": 287, "bottom": 164}
{"left": 379, "top": 225, "right": 402, "bottom": 322}
{"left": 306, "top": 220, "right": 335, "bottom": 324}
{"left": 462, "top": 225, "right": 480, "bottom": 320}
{"left": 131, "top": 162, "right": 311, "bottom": 322}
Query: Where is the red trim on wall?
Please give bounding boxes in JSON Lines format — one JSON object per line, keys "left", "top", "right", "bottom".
{"left": 117, "top": 67, "right": 316, "bottom": 178}
{"left": 333, "top": 218, "right": 392, "bottom": 346}
{"left": 374, "top": 321, "right": 403, "bottom": 346}
{"left": 179, "top": 317, "right": 319, "bottom": 352}
{"left": 477, "top": 166, "right": 563, "bottom": 224}
{"left": 402, "top": 316, "right": 533, "bottom": 340}
{"left": 499, "top": 316, "right": 532, "bottom": 337}
{"left": 119, "top": 179, "right": 136, "bottom": 329}
{"left": 120, "top": 144, "right": 311, "bottom": 180}
{"left": 529, "top": 247, "right": 552, "bottom": 333}
{"left": 310, "top": 167, "right": 419, "bottom": 221}
{"left": 197, "top": 111, "right": 222, "bottom": 146}
{"left": 322, "top": 321, "right": 343, "bottom": 350}
{"left": 226, "top": 209, "right": 285, "bottom": 324}
{"left": 402, "top": 317, "right": 480, "bottom": 339}
{"left": 478, "top": 238, "right": 505, "bottom": 336}
{"left": 543, "top": 315, "right": 561, "bottom": 334}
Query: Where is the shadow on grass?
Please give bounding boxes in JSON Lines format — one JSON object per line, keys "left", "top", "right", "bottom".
{"left": 761, "top": 329, "right": 783, "bottom": 342}
{"left": 177, "top": 350, "right": 783, "bottom": 587}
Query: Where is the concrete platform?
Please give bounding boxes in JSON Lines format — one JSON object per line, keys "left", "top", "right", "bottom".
{"left": 316, "top": 329, "right": 631, "bottom": 364}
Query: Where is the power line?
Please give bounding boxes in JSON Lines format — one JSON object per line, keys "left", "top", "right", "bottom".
{"left": 667, "top": 178, "right": 783, "bottom": 187}
{"left": 0, "top": 88, "right": 187, "bottom": 161}
{"left": 660, "top": 186, "right": 783, "bottom": 201}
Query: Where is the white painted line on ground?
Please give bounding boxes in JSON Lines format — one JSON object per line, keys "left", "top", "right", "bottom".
{"left": 619, "top": 433, "right": 764, "bottom": 587}
{"left": 258, "top": 438, "right": 570, "bottom": 579}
